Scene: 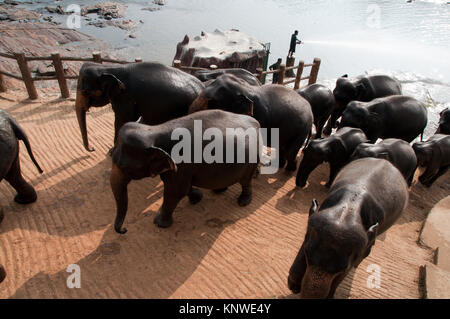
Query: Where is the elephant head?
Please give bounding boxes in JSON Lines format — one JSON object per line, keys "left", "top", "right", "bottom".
{"left": 412, "top": 141, "right": 432, "bottom": 167}
{"left": 436, "top": 108, "right": 450, "bottom": 134}
{"left": 339, "top": 102, "right": 379, "bottom": 141}
{"left": 333, "top": 75, "right": 365, "bottom": 109}
{"left": 110, "top": 122, "right": 177, "bottom": 234}
{"left": 288, "top": 200, "right": 378, "bottom": 298}
{"left": 296, "top": 137, "right": 347, "bottom": 187}
{"left": 75, "top": 63, "right": 126, "bottom": 152}
{"left": 188, "top": 74, "right": 254, "bottom": 116}
{"left": 351, "top": 143, "right": 389, "bottom": 161}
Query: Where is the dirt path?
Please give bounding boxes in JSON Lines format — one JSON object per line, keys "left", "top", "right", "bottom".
{"left": 0, "top": 91, "right": 448, "bottom": 299}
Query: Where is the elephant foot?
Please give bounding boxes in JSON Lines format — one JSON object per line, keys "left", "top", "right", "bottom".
{"left": 253, "top": 166, "right": 260, "bottom": 178}
{"left": 0, "top": 264, "right": 6, "bottom": 283}
{"left": 115, "top": 225, "right": 127, "bottom": 234}
{"left": 154, "top": 212, "right": 173, "bottom": 228}
{"left": 213, "top": 187, "right": 228, "bottom": 194}
{"left": 237, "top": 193, "right": 252, "bottom": 207}
{"left": 189, "top": 188, "right": 203, "bottom": 204}
{"left": 14, "top": 192, "right": 37, "bottom": 205}
{"left": 107, "top": 146, "right": 115, "bottom": 157}
{"left": 285, "top": 160, "right": 297, "bottom": 172}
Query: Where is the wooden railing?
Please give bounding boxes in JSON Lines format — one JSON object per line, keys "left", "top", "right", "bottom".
{"left": 255, "top": 57, "right": 321, "bottom": 90}
{"left": 0, "top": 51, "right": 142, "bottom": 100}
{"left": 0, "top": 52, "right": 321, "bottom": 100}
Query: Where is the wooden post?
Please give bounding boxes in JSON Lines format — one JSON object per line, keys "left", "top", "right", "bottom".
{"left": 0, "top": 72, "right": 6, "bottom": 93}
{"left": 14, "top": 52, "right": 38, "bottom": 100}
{"left": 308, "top": 58, "right": 321, "bottom": 85}
{"left": 294, "top": 60, "right": 305, "bottom": 90}
{"left": 135, "top": 57, "right": 142, "bottom": 63}
{"left": 285, "top": 56, "right": 296, "bottom": 77}
{"left": 92, "top": 51, "right": 102, "bottom": 64}
{"left": 256, "top": 67, "right": 263, "bottom": 84}
{"left": 51, "top": 52, "right": 70, "bottom": 98}
{"left": 173, "top": 60, "right": 181, "bottom": 69}
{"left": 277, "top": 64, "right": 286, "bottom": 85}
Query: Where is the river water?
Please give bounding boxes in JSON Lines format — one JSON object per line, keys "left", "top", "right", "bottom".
{"left": 14, "top": 0, "right": 450, "bottom": 136}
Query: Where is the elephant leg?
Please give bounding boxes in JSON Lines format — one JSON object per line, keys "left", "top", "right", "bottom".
{"left": 237, "top": 167, "right": 255, "bottom": 206}
{"left": 327, "top": 273, "right": 346, "bottom": 299}
{"left": 326, "top": 162, "right": 342, "bottom": 188}
{"left": 0, "top": 206, "right": 4, "bottom": 225}
{"left": 110, "top": 107, "right": 139, "bottom": 155}
{"left": 5, "top": 155, "right": 37, "bottom": 204}
{"left": 315, "top": 119, "right": 325, "bottom": 139}
{"left": 288, "top": 244, "right": 307, "bottom": 294}
{"left": 323, "top": 109, "right": 342, "bottom": 136}
{"left": 422, "top": 165, "right": 449, "bottom": 187}
{"left": 188, "top": 186, "right": 203, "bottom": 204}
{"left": 154, "top": 182, "right": 189, "bottom": 228}
{"left": 286, "top": 135, "right": 307, "bottom": 171}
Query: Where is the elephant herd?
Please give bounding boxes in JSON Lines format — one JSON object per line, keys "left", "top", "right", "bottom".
{"left": 0, "top": 61, "right": 449, "bottom": 298}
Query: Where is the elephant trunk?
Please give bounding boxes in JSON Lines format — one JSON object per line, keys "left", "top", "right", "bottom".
{"left": 75, "top": 89, "right": 94, "bottom": 152}
{"left": 188, "top": 94, "right": 210, "bottom": 114}
{"left": 299, "top": 266, "right": 336, "bottom": 299}
{"left": 110, "top": 162, "right": 131, "bottom": 234}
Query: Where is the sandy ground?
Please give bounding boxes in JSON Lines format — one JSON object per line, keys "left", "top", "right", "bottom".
{"left": 0, "top": 89, "right": 448, "bottom": 299}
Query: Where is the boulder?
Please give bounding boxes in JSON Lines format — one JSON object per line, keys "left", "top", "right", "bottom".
{"left": 81, "top": 2, "right": 127, "bottom": 19}
{"left": 173, "top": 29, "right": 266, "bottom": 73}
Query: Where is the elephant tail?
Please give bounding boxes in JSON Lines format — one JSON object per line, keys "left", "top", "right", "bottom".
{"left": 304, "top": 129, "right": 312, "bottom": 148}
{"left": 10, "top": 117, "right": 43, "bottom": 174}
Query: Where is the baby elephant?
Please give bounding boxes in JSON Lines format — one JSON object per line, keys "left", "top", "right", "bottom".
{"left": 297, "top": 84, "right": 336, "bottom": 139}
{"left": 296, "top": 127, "right": 367, "bottom": 188}
{"left": 436, "top": 108, "right": 450, "bottom": 135}
{"left": 111, "top": 110, "right": 261, "bottom": 233}
{"left": 413, "top": 134, "right": 450, "bottom": 187}
{"left": 288, "top": 158, "right": 409, "bottom": 299}
{"left": 0, "top": 110, "right": 43, "bottom": 205}
{"left": 339, "top": 95, "right": 427, "bottom": 143}
{"left": 351, "top": 139, "right": 417, "bottom": 186}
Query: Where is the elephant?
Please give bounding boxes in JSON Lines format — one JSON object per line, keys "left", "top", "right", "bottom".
{"left": 339, "top": 95, "right": 428, "bottom": 143}
{"left": 188, "top": 74, "right": 313, "bottom": 171}
{"left": 0, "top": 264, "right": 5, "bottom": 283}
{"left": 323, "top": 74, "right": 402, "bottom": 135}
{"left": 194, "top": 68, "right": 261, "bottom": 86}
{"left": 288, "top": 158, "right": 409, "bottom": 299}
{"left": 436, "top": 108, "right": 450, "bottom": 135}
{"left": 413, "top": 134, "right": 450, "bottom": 187}
{"left": 351, "top": 139, "right": 417, "bottom": 186}
{"left": 0, "top": 109, "right": 43, "bottom": 205}
{"left": 297, "top": 84, "right": 336, "bottom": 139}
{"left": 75, "top": 61, "right": 204, "bottom": 152}
{"left": 296, "top": 127, "right": 367, "bottom": 188}
{"left": 110, "top": 110, "right": 261, "bottom": 233}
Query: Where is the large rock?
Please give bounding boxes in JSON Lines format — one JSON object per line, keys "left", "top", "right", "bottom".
{"left": 81, "top": 2, "right": 127, "bottom": 19}
{"left": 173, "top": 29, "right": 266, "bottom": 73}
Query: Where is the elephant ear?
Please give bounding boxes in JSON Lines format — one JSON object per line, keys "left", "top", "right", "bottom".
{"left": 146, "top": 146, "right": 177, "bottom": 176}
{"left": 100, "top": 73, "right": 126, "bottom": 99}
{"left": 233, "top": 93, "right": 254, "bottom": 116}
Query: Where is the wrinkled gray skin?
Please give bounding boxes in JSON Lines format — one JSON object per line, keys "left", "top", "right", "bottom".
{"left": 194, "top": 68, "right": 261, "bottom": 86}
{"left": 351, "top": 139, "right": 417, "bottom": 186}
{"left": 0, "top": 264, "right": 5, "bottom": 283}
{"left": 288, "top": 158, "right": 409, "bottom": 299}
{"left": 339, "top": 95, "right": 427, "bottom": 143}
{"left": 0, "top": 109, "right": 43, "bottom": 208}
{"left": 296, "top": 127, "right": 368, "bottom": 188}
{"left": 297, "top": 84, "right": 336, "bottom": 139}
{"left": 111, "top": 110, "right": 260, "bottom": 233}
{"left": 413, "top": 134, "right": 450, "bottom": 187}
{"left": 436, "top": 108, "right": 450, "bottom": 135}
{"left": 75, "top": 62, "right": 204, "bottom": 152}
{"left": 324, "top": 74, "right": 402, "bottom": 135}
{"left": 189, "top": 74, "right": 313, "bottom": 171}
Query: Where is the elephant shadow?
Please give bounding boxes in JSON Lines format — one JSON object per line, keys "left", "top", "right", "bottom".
{"left": 6, "top": 160, "right": 296, "bottom": 298}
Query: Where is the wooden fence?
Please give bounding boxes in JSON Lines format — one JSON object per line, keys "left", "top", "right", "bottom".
{"left": 0, "top": 52, "right": 320, "bottom": 100}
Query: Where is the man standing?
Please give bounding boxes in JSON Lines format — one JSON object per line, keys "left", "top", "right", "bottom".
{"left": 269, "top": 58, "right": 282, "bottom": 84}
{"left": 288, "top": 30, "right": 302, "bottom": 58}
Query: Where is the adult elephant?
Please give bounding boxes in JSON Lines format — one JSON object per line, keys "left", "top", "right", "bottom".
{"left": 75, "top": 62, "right": 204, "bottom": 152}
{"left": 194, "top": 68, "right": 261, "bottom": 86}
{"left": 323, "top": 74, "right": 402, "bottom": 135}
{"left": 0, "top": 110, "right": 43, "bottom": 205}
{"left": 188, "top": 74, "right": 313, "bottom": 171}
{"left": 297, "top": 84, "right": 336, "bottom": 138}
{"left": 339, "top": 95, "right": 427, "bottom": 143}
{"left": 288, "top": 158, "right": 409, "bottom": 298}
